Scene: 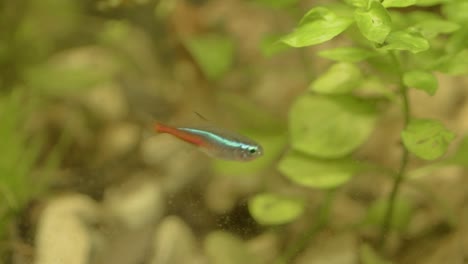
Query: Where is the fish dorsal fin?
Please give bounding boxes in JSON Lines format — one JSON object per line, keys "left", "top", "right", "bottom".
{"left": 194, "top": 111, "right": 210, "bottom": 122}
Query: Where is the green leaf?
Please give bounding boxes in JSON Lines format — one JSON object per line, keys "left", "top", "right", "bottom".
{"left": 254, "top": 0, "right": 300, "bottom": 9}
{"left": 344, "top": 0, "right": 370, "bottom": 8}
{"left": 446, "top": 30, "right": 468, "bottom": 54}
{"left": 359, "top": 77, "right": 398, "bottom": 101}
{"left": 281, "top": 9, "right": 352, "bottom": 47}
{"left": 446, "top": 135, "right": 468, "bottom": 166}
{"left": 248, "top": 192, "right": 305, "bottom": 225}
{"left": 436, "top": 49, "right": 468, "bottom": 75}
{"left": 354, "top": 1, "right": 392, "bottom": 44}
{"left": 278, "top": 152, "right": 358, "bottom": 189}
{"left": 403, "top": 70, "right": 438, "bottom": 96}
{"left": 260, "top": 35, "right": 290, "bottom": 57}
{"left": 360, "top": 244, "right": 392, "bottom": 264}
{"left": 412, "top": 19, "right": 460, "bottom": 38}
{"left": 415, "top": 0, "right": 448, "bottom": 7}
{"left": 318, "top": 47, "right": 376, "bottom": 62}
{"left": 204, "top": 231, "right": 257, "bottom": 264}
{"left": 24, "top": 64, "right": 108, "bottom": 94}
{"left": 442, "top": 1, "right": 468, "bottom": 24}
{"left": 381, "top": 30, "right": 429, "bottom": 53}
{"left": 310, "top": 62, "right": 362, "bottom": 94}
{"left": 383, "top": 0, "right": 417, "bottom": 8}
{"left": 184, "top": 34, "right": 234, "bottom": 80}
{"left": 401, "top": 119, "right": 455, "bottom": 160}
{"left": 23, "top": 49, "right": 117, "bottom": 94}
{"left": 365, "top": 198, "right": 412, "bottom": 231}
{"left": 289, "top": 95, "right": 376, "bottom": 158}
{"left": 298, "top": 7, "right": 337, "bottom": 25}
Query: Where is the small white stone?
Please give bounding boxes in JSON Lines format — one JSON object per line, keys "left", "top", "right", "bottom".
{"left": 150, "top": 216, "right": 203, "bottom": 264}
{"left": 34, "top": 194, "right": 99, "bottom": 264}
{"left": 162, "top": 149, "right": 207, "bottom": 194}
{"left": 83, "top": 82, "right": 128, "bottom": 122}
{"left": 204, "top": 176, "right": 238, "bottom": 213}
{"left": 204, "top": 231, "right": 257, "bottom": 264}
{"left": 295, "top": 233, "right": 358, "bottom": 264}
{"left": 103, "top": 177, "right": 165, "bottom": 229}
{"left": 246, "top": 232, "right": 279, "bottom": 264}
{"left": 140, "top": 134, "right": 187, "bottom": 166}
{"left": 97, "top": 122, "right": 140, "bottom": 162}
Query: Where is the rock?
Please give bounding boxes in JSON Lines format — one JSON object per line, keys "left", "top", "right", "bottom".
{"left": 204, "top": 231, "right": 258, "bottom": 264}
{"left": 103, "top": 176, "right": 165, "bottom": 229}
{"left": 97, "top": 122, "right": 140, "bottom": 163}
{"left": 204, "top": 176, "right": 240, "bottom": 213}
{"left": 295, "top": 233, "right": 358, "bottom": 264}
{"left": 140, "top": 134, "right": 187, "bottom": 166}
{"left": 34, "top": 194, "right": 99, "bottom": 264}
{"left": 93, "top": 177, "right": 166, "bottom": 264}
{"left": 246, "top": 232, "right": 279, "bottom": 264}
{"left": 162, "top": 149, "right": 207, "bottom": 194}
{"left": 150, "top": 215, "right": 205, "bottom": 264}
{"left": 92, "top": 225, "right": 154, "bottom": 264}
{"left": 141, "top": 131, "right": 208, "bottom": 194}
{"left": 83, "top": 82, "right": 128, "bottom": 122}
{"left": 329, "top": 191, "right": 367, "bottom": 230}
{"left": 204, "top": 175, "right": 259, "bottom": 214}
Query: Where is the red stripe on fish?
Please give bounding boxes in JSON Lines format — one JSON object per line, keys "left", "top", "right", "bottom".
{"left": 154, "top": 122, "right": 205, "bottom": 146}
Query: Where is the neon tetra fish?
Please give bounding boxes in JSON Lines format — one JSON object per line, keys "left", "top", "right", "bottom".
{"left": 154, "top": 122, "right": 264, "bottom": 161}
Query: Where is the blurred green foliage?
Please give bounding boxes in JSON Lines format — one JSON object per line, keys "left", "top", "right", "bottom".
{"left": 288, "top": 95, "right": 376, "bottom": 158}
{"left": 0, "top": 91, "right": 62, "bottom": 241}
{"left": 0, "top": 0, "right": 467, "bottom": 262}
{"left": 309, "top": 62, "right": 362, "bottom": 94}
{"left": 280, "top": 7, "right": 353, "bottom": 47}
{"left": 354, "top": 1, "right": 392, "bottom": 44}
{"left": 246, "top": 0, "right": 468, "bottom": 261}
{"left": 184, "top": 34, "right": 234, "bottom": 80}
{"left": 360, "top": 244, "right": 392, "bottom": 264}
{"left": 204, "top": 231, "right": 258, "bottom": 264}
{"left": 365, "top": 197, "right": 413, "bottom": 232}
{"left": 278, "top": 152, "right": 359, "bottom": 189}
{"left": 318, "top": 47, "right": 376, "bottom": 62}
{"left": 402, "top": 119, "right": 455, "bottom": 160}
{"left": 248, "top": 192, "right": 304, "bottom": 225}
{"left": 402, "top": 70, "right": 438, "bottom": 95}
{"left": 0, "top": 0, "right": 91, "bottom": 252}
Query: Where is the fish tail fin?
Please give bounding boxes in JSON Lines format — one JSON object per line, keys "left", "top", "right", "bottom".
{"left": 154, "top": 122, "right": 175, "bottom": 134}
{"left": 154, "top": 122, "right": 164, "bottom": 133}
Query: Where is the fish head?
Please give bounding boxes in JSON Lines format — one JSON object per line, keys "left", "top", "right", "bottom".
{"left": 239, "top": 144, "right": 264, "bottom": 161}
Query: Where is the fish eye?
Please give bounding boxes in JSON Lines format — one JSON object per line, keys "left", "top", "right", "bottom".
{"left": 249, "top": 148, "right": 256, "bottom": 154}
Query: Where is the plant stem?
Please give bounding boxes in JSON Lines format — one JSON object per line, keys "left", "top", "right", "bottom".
{"left": 378, "top": 52, "right": 410, "bottom": 250}
{"left": 276, "top": 189, "right": 336, "bottom": 264}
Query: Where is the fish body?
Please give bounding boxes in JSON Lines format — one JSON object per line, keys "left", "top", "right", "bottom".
{"left": 154, "top": 123, "right": 263, "bottom": 161}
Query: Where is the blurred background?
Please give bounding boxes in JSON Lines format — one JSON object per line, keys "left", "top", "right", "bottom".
{"left": 0, "top": 0, "right": 467, "bottom": 263}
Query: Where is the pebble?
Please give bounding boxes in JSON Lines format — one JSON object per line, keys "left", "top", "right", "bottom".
{"left": 204, "top": 230, "right": 257, "bottom": 264}
{"left": 83, "top": 82, "right": 129, "bottom": 122}
{"left": 140, "top": 134, "right": 187, "bottom": 166}
{"left": 97, "top": 122, "right": 140, "bottom": 163}
{"left": 103, "top": 176, "right": 165, "bottom": 229}
{"left": 162, "top": 149, "right": 207, "bottom": 194}
{"left": 150, "top": 215, "right": 205, "bottom": 264}
{"left": 246, "top": 232, "right": 279, "bottom": 264}
{"left": 295, "top": 233, "right": 358, "bottom": 264}
{"left": 34, "top": 194, "right": 99, "bottom": 264}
